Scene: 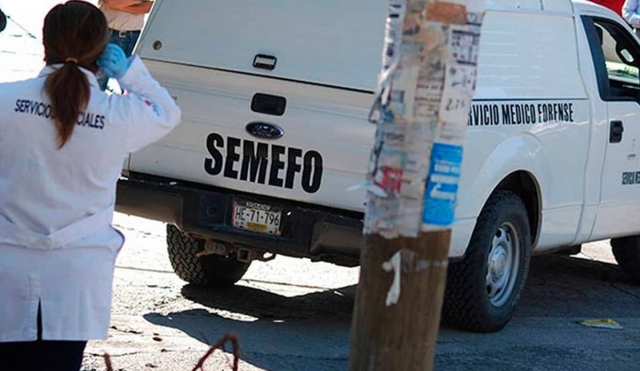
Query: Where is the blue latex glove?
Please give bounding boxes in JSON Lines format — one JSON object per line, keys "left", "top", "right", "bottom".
{"left": 97, "top": 43, "right": 130, "bottom": 79}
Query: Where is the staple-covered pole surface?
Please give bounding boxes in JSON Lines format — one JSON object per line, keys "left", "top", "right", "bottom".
{"left": 349, "top": 0, "right": 486, "bottom": 369}
{"left": 350, "top": 231, "right": 450, "bottom": 370}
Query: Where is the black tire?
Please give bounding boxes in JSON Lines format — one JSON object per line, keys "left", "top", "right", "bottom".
{"left": 611, "top": 236, "right": 640, "bottom": 284}
{"left": 442, "top": 189, "right": 532, "bottom": 333}
{"left": 166, "top": 224, "right": 251, "bottom": 287}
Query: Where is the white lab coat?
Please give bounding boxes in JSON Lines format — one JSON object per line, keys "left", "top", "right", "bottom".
{"left": 0, "top": 56, "right": 181, "bottom": 341}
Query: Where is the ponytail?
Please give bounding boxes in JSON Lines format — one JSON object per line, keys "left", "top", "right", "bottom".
{"left": 44, "top": 62, "right": 90, "bottom": 148}
{"left": 41, "top": 0, "right": 109, "bottom": 149}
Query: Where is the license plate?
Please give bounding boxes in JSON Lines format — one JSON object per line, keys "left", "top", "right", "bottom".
{"left": 232, "top": 200, "right": 282, "bottom": 236}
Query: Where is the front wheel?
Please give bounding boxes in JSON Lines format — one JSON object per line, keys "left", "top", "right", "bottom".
{"left": 166, "top": 224, "right": 251, "bottom": 287}
{"left": 442, "top": 190, "right": 532, "bottom": 333}
{"left": 611, "top": 236, "right": 640, "bottom": 284}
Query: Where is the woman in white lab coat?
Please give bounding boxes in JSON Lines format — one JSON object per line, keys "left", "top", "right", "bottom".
{"left": 0, "top": 1, "right": 181, "bottom": 369}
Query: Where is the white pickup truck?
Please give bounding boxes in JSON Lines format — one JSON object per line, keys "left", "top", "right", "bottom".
{"left": 116, "top": 0, "right": 640, "bottom": 332}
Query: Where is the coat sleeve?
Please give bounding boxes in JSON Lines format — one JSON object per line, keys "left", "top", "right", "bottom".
{"left": 106, "top": 56, "right": 182, "bottom": 154}
{"left": 623, "top": 0, "right": 640, "bottom": 26}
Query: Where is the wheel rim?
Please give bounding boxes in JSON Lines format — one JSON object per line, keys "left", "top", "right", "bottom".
{"left": 486, "top": 222, "right": 520, "bottom": 307}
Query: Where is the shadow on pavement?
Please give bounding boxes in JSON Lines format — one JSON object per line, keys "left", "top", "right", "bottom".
{"left": 144, "top": 285, "right": 356, "bottom": 370}
{"left": 144, "top": 254, "right": 640, "bottom": 371}
{"left": 518, "top": 254, "right": 640, "bottom": 318}
{"left": 179, "top": 283, "right": 357, "bottom": 321}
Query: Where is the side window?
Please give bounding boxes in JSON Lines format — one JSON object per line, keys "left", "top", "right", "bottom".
{"left": 588, "top": 17, "right": 640, "bottom": 101}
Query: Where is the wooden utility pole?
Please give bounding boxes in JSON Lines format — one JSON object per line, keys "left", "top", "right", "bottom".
{"left": 349, "top": 0, "right": 486, "bottom": 370}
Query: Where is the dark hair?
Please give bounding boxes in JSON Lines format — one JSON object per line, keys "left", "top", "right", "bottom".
{"left": 42, "top": 0, "right": 108, "bottom": 148}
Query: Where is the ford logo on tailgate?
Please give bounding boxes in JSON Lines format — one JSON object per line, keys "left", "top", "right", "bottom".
{"left": 246, "top": 122, "right": 284, "bottom": 140}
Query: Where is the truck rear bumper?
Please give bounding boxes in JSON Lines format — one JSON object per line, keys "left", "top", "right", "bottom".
{"left": 115, "top": 174, "right": 364, "bottom": 266}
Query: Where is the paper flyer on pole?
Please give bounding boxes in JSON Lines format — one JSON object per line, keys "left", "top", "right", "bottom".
{"left": 363, "top": 0, "right": 486, "bottom": 238}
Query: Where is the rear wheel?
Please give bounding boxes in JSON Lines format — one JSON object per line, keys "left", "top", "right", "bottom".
{"left": 166, "top": 224, "right": 251, "bottom": 287}
{"left": 443, "top": 190, "right": 532, "bottom": 333}
{"left": 611, "top": 236, "right": 640, "bottom": 284}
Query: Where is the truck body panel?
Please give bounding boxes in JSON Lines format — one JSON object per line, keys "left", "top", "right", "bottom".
{"left": 120, "top": 0, "right": 640, "bottom": 260}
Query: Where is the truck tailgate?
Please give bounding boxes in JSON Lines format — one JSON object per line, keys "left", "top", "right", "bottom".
{"left": 127, "top": 60, "right": 376, "bottom": 212}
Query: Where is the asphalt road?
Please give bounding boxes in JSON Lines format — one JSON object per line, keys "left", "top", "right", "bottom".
{"left": 76, "top": 214, "right": 640, "bottom": 371}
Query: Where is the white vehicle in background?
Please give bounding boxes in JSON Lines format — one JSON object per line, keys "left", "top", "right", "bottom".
{"left": 117, "top": 0, "right": 640, "bottom": 332}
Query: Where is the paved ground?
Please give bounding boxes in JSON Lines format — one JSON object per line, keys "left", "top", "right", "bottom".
{"left": 82, "top": 214, "right": 640, "bottom": 371}
{"left": 2, "top": 2, "right": 640, "bottom": 370}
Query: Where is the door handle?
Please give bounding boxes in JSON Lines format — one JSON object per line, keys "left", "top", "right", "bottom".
{"left": 251, "top": 93, "right": 286, "bottom": 116}
{"left": 610, "top": 120, "right": 624, "bottom": 143}
{"left": 253, "top": 54, "right": 277, "bottom": 71}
